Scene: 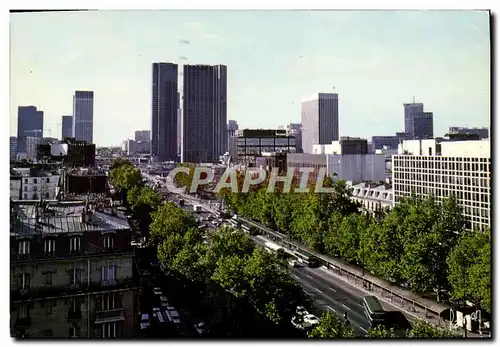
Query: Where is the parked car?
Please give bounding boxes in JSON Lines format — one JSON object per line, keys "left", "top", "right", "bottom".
{"left": 153, "top": 287, "right": 163, "bottom": 295}
{"left": 165, "top": 308, "right": 181, "bottom": 324}
{"left": 160, "top": 296, "right": 169, "bottom": 307}
{"left": 140, "top": 313, "right": 151, "bottom": 330}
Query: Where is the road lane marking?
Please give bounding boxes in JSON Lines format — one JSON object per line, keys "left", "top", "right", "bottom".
{"left": 329, "top": 286, "right": 336, "bottom": 292}
{"left": 360, "top": 327, "right": 368, "bottom": 333}
{"left": 327, "top": 306, "right": 336, "bottom": 313}
{"left": 342, "top": 304, "right": 351, "bottom": 311}
{"left": 315, "top": 288, "right": 323, "bottom": 294}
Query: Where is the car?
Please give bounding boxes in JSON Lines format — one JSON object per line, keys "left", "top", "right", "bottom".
{"left": 166, "top": 309, "right": 181, "bottom": 324}
{"left": 288, "top": 259, "right": 300, "bottom": 267}
{"left": 153, "top": 287, "right": 163, "bottom": 295}
{"left": 303, "top": 314, "right": 320, "bottom": 326}
{"left": 152, "top": 307, "right": 161, "bottom": 313}
{"left": 160, "top": 296, "right": 169, "bottom": 307}
{"left": 140, "top": 313, "right": 151, "bottom": 330}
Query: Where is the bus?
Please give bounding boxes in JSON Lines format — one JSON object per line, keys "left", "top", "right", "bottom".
{"left": 293, "top": 250, "right": 320, "bottom": 268}
{"left": 362, "top": 296, "right": 387, "bottom": 326}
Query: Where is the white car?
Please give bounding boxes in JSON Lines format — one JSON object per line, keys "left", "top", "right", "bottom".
{"left": 153, "top": 287, "right": 163, "bottom": 295}
{"left": 303, "top": 314, "right": 320, "bottom": 326}
{"left": 166, "top": 309, "right": 181, "bottom": 324}
{"left": 140, "top": 313, "right": 151, "bottom": 330}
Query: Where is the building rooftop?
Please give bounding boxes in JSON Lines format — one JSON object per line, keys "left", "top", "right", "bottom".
{"left": 10, "top": 201, "right": 130, "bottom": 237}
{"left": 10, "top": 168, "right": 60, "bottom": 177}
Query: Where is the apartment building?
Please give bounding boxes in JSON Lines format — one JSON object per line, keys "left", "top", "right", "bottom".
{"left": 10, "top": 201, "right": 138, "bottom": 338}
{"left": 10, "top": 168, "right": 61, "bottom": 200}
{"left": 348, "top": 181, "right": 394, "bottom": 213}
{"left": 392, "top": 139, "right": 491, "bottom": 231}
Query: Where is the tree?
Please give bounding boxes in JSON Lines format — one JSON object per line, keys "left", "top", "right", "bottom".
{"left": 447, "top": 228, "right": 491, "bottom": 312}
{"left": 406, "top": 319, "right": 460, "bottom": 338}
{"left": 149, "top": 202, "right": 196, "bottom": 244}
{"left": 367, "top": 325, "right": 397, "bottom": 338}
{"left": 308, "top": 311, "right": 356, "bottom": 338}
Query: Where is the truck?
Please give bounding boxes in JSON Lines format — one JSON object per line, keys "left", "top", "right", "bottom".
{"left": 193, "top": 205, "right": 202, "bottom": 213}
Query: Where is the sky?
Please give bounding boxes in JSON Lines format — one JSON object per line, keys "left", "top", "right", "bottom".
{"left": 9, "top": 10, "right": 490, "bottom": 147}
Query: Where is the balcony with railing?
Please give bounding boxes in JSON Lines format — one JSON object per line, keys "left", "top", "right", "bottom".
{"left": 95, "top": 308, "right": 125, "bottom": 324}
{"left": 11, "top": 277, "right": 138, "bottom": 302}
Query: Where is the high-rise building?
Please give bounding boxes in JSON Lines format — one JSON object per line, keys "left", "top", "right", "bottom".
{"left": 177, "top": 92, "right": 182, "bottom": 156}
{"left": 151, "top": 63, "right": 178, "bottom": 162}
{"left": 134, "top": 130, "right": 150, "bottom": 142}
{"left": 17, "top": 106, "right": 44, "bottom": 154}
{"left": 182, "top": 64, "right": 227, "bottom": 163}
{"left": 73, "top": 91, "right": 94, "bottom": 143}
{"left": 10, "top": 136, "right": 18, "bottom": 161}
{"left": 301, "top": 93, "right": 339, "bottom": 154}
{"left": 283, "top": 123, "right": 302, "bottom": 153}
{"left": 61, "top": 115, "right": 73, "bottom": 139}
{"left": 403, "top": 102, "right": 434, "bottom": 139}
{"left": 227, "top": 120, "right": 239, "bottom": 152}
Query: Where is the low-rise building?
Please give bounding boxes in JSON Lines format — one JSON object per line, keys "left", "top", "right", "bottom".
{"left": 10, "top": 200, "right": 138, "bottom": 338}
{"left": 348, "top": 181, "right": 394, "bottom": 213}
{"left": 10, "top": 168, "right": 61, "bottom": 200}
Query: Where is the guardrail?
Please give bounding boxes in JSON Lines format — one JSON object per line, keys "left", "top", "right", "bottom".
{"left": 239, "top": 216, "right": 451, "bottom": 328}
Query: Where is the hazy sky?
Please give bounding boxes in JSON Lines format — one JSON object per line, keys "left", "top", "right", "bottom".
{"left": 10, "top": 10, "right": 490, "bottom": 147}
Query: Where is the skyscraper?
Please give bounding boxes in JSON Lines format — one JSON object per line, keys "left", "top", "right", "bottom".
{"left": 403, "top": 102, "right": 433, "bottom": 139}
{"left": 17, "top": 106, "right": 44, "bottom": 153}
{"left": 73, "top": 91, "right": 94, "bottom": 143}
{"left": 177, "top": 92, "right": 182, "bottom": 156}
{"left": 227, "top": 120, "right": 238, "bottom": 152}
{"left": 151, "top": 62, "right": 178, "bottom": 162}
{"left": 134, "top": 130, "right": 150, "bottom": 142}
{"left": 182, "top": 64, "right": 227, "bottom": 163}
{"left": 61, "top": 115, "right": 73, "bottom": 139}
{"left": 301, "top": 93, "right": 339, "bottom": 154}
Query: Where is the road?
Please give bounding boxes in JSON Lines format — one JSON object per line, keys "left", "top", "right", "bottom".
{"left": 142, "top": 174, "right": 487, "bottom": 338}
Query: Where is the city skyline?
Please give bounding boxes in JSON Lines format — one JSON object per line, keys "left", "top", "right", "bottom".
{"left": 10, "top": 10, "right": 490, "bottom": 146}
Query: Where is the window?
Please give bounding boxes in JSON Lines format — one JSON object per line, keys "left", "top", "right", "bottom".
{"left": 46, "top": 300, "right": 54, "bottom": 315}
{"left": 102, "top": 323, "right": 117, "bottom": 338}
{"left": 69, "top": 298, "right": 80, "bottom": 312}
{"left": 45, "top": 272, "right": 53, "bottom": 285}
{"left": 18, "top": 304, "right": 28, "bottom": 319}
{"left": 44, "top": 239, "right": 56, "bottom": 254}
{"left": 45, "top": 192, "right": 50, "bottom": 198}
{"left": 101, "top": 265, "right": 116, "bottom": 284}
{"left": 24, "top": 179, "right": 28, "bottom": 184}
{"left": 69, "top": 325, "right": 80, "bottom": 338}
{"left": 18, "top": 272, "right": 31, "bottom": 290}
{"left": 69, "top": 237, "right": 81, "bottom": 252}
{"left": 24, "top": 186, "right": 28, "bottom": 191}
{"left": 18, "top": 240, "right": 30, "bottom": 255}
{"left": 33, "top": 186, "right": 37, "bottom": 192}
{"left": 69, "top": 268, "right": 81, "bottom": 285}
{"left": 23, "top": 194, "right": 28, "bottom": 199}
{"left": 34, "top": 179, "right": 38, "bottom": 184}
{"left": 101, "top": 293, "right": 117, "bottom": 310}
{"left": 103, "top": 235, "right": 114, "bottom": 249}
{"left": 46, "top": 178, "right": 50, "bottom": 183}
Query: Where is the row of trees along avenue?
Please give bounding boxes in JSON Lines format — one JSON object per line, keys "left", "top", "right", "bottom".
{"left": 109, "top": 160, "right": 484, "bottom": 337}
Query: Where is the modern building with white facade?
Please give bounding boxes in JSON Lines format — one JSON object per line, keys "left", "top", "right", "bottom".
{"left": 301, "top": 93, "right": 339, "bottom": 154}
{"left": 73, "top": 91, "right": 94, "bottom": 144}
{"left": 348, "top": 181, "right": 394, "bottom": 213}
{"left": 10, "top": 168, "right": 61, "bottom": 200}
{"left": 392, "top": 139, "right": 491, "bottom": 231}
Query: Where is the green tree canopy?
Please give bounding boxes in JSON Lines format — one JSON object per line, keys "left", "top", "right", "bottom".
{"left": 307, "top": 311, "right": 356, "bottom": 338}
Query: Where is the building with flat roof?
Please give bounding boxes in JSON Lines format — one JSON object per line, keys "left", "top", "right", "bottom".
{"left": 301, "top": 93, "right": 339, "bottom": 154}
{"left": 182, "top": 64, "right": 227, "bottom": 163}
{"left": 17, "top": 106, "right": 44, "bottom": 154}
{"left": 10, "top": 168, "right": 61, "bottom": 201}
{"left": 313, "top": 137, "right": 368, "bottom": 155}
{"left": 236, "top": 129, "right": 296, "bottom": 166}
{"left": 403, "top": 102, "right": 434, "bottom": 140}
{"left": 10, "top": 200, "right": 138, "bottom": 338}
{"left": 11, "top": 136, "right": 18, "bottom": 161}
{"left": 61, "top": 116, "right": 73, "bottom": 140}
{"left": 73, "top": 91, "right": 94, "bottom": 144}
{"left": 151, "top": 63, "right": 178, "bottom": 162}
{"left": 392, "top": 139, "right": 490, "bottom": 231}
{"left": 448, "top": 126, "right": 489, "bottom": 139}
